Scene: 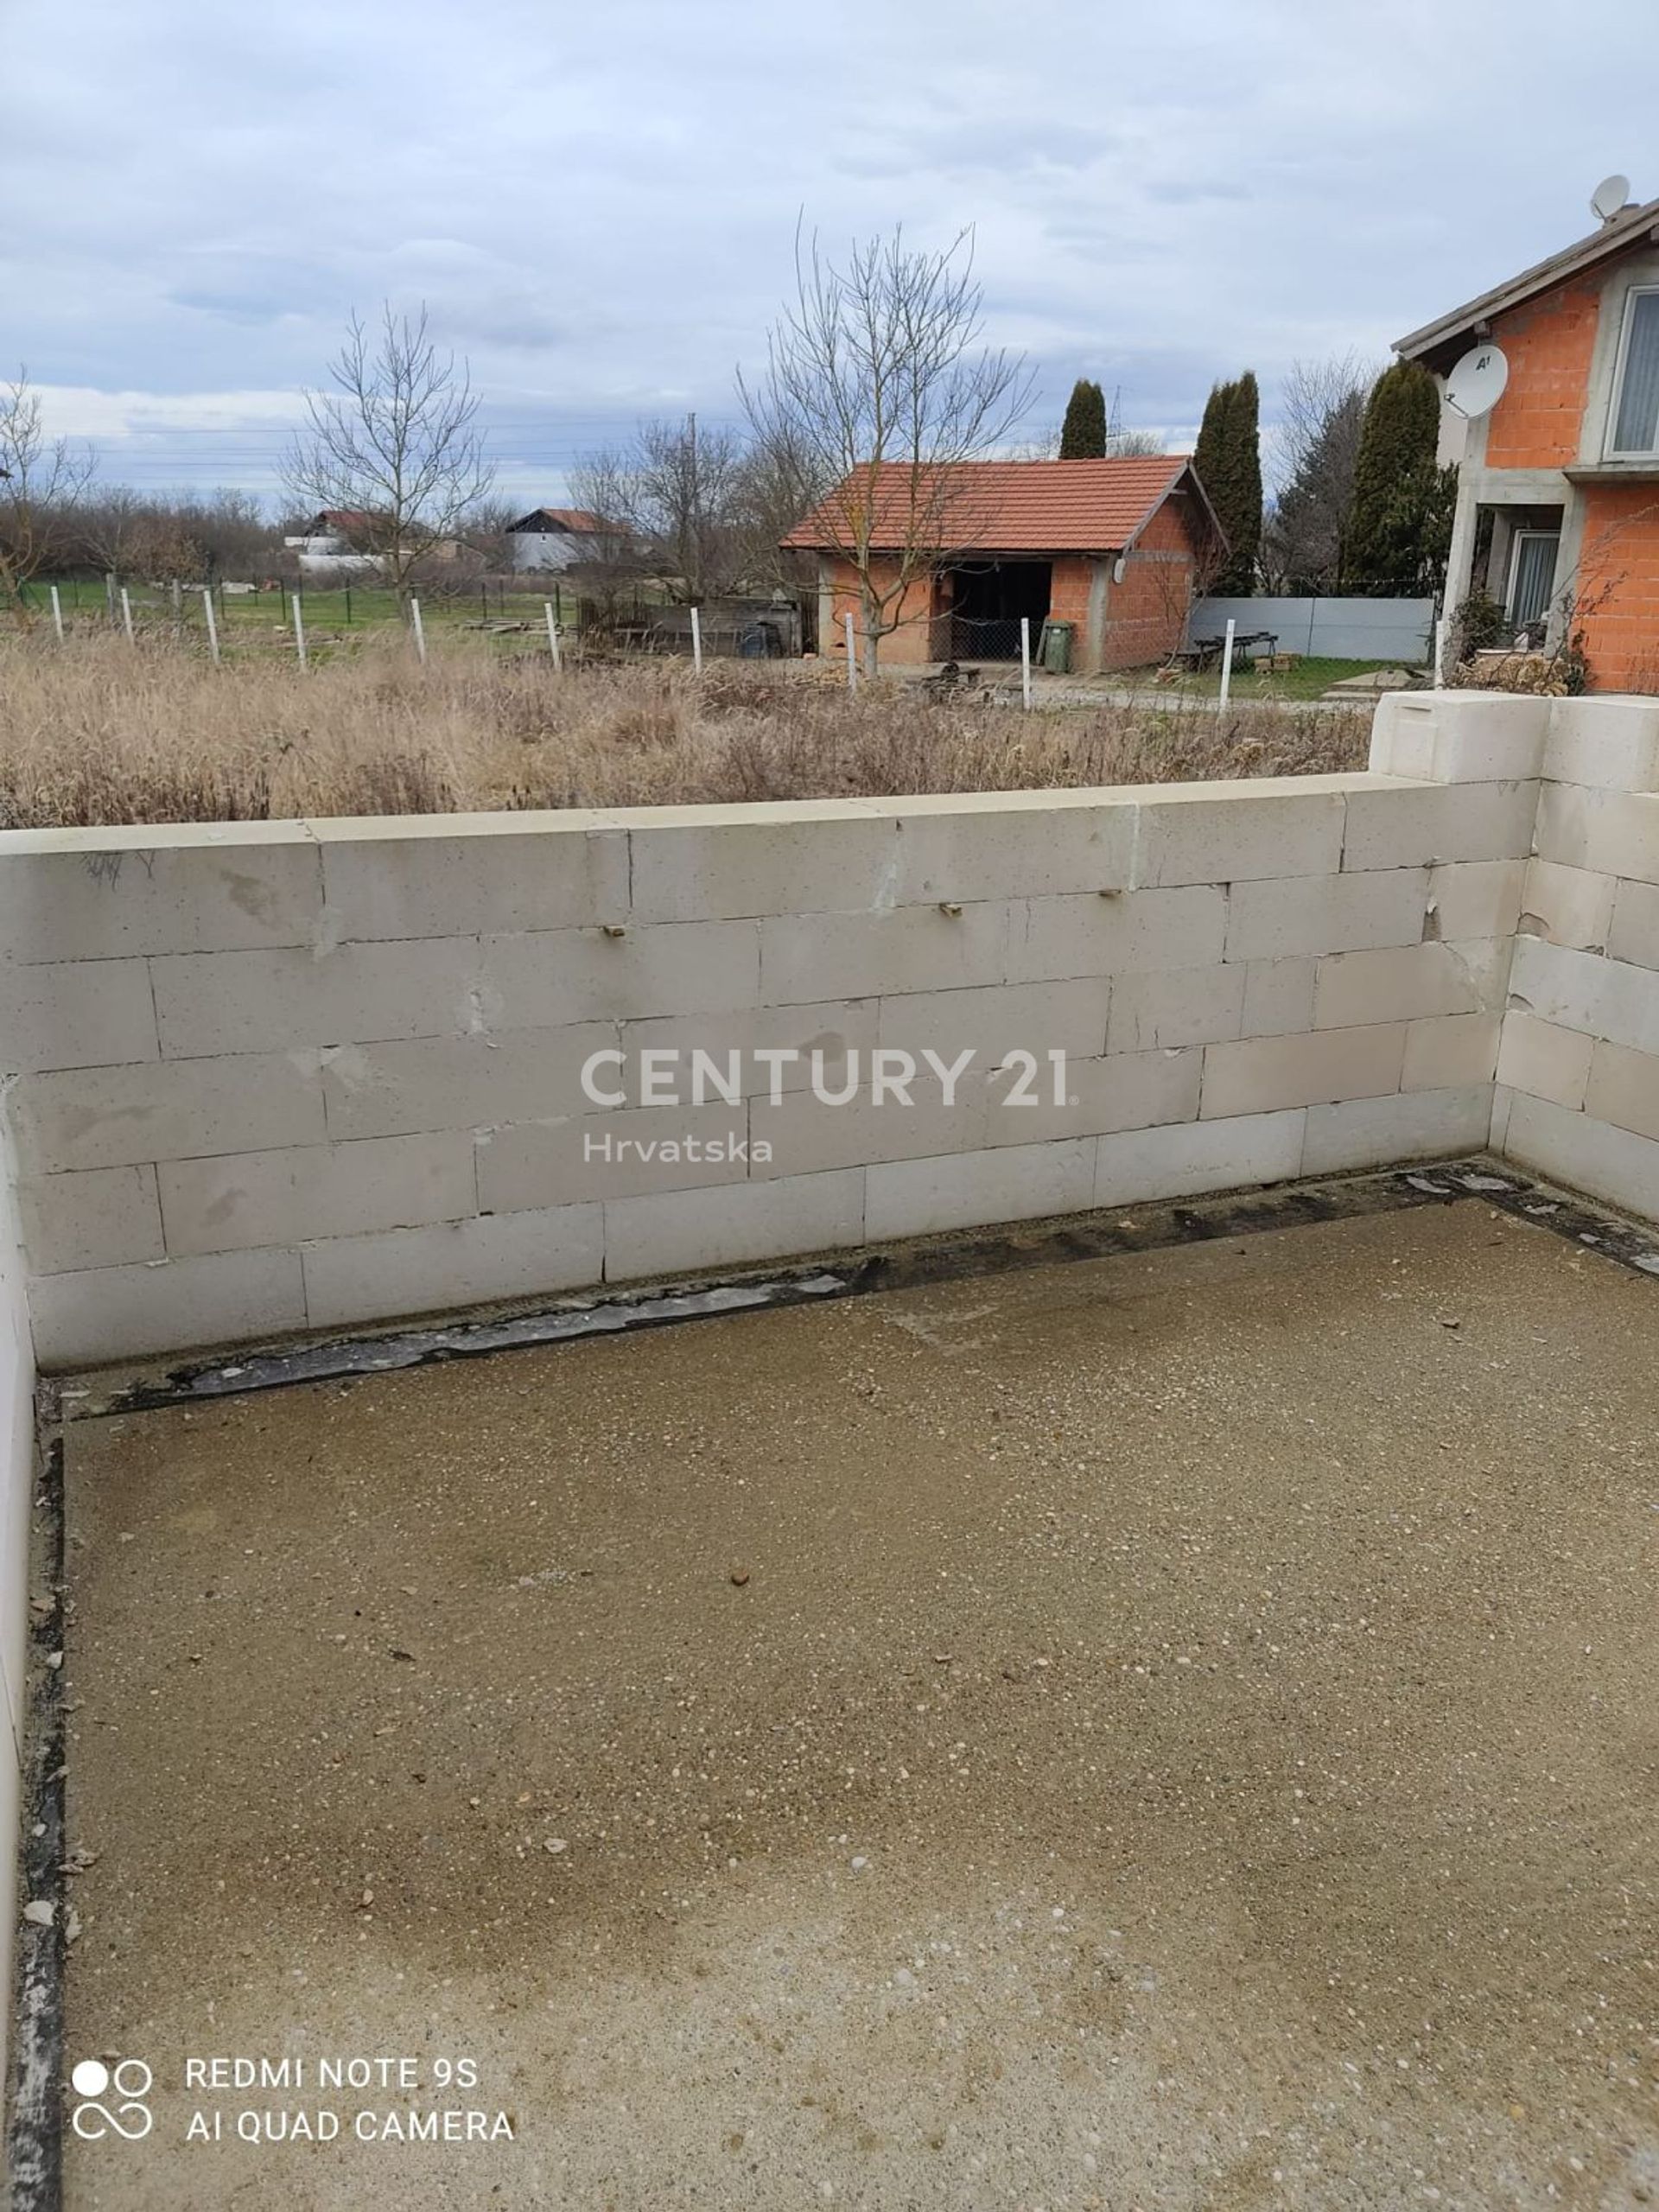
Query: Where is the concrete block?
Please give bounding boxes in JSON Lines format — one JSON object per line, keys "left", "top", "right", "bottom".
{"left": 1402, "top": 1013, "right": 1501, "bottom": 1091}
{"left": 1133, "top": 788, "right": 1344, "bottom": 887}
{"left": 878, "top": 978, "right": 1107, "bottom": 1064}
{"left": 318, "top": 820, "right": 628, "bottom": 939}
{"left": 760, "top": 902, "right": 1012, "bottom": 1005}
{"left": 301, "top": 1204, "right": 605, "bottom": 1331}
{"left": 1200, "top": 1025, "right": 1406, "bottom": 1119}
{"left": 0, "top": 960, "right": 158, "bottom": 1074}
{"left": 1517, "top": 859, "right": 1617, "bottom": 950}
{"left": 627, "top": 810, "right": 904, "bottom": 923}
{"left": 1048, "top": 1047, "right": 1204, "bottom": 1139}
{"left": 159, "top": 1132, "right": 476, "bottom": 1257}
{"left": 887, "top": 791, "right": 1136, "bottom": 902}
{"left": 622, "top": 1001, "right": 879, "bottom": 1099}
{"left": 152, "top": 939, "right": 480, "bottom": 1058}
{"left": 865, "top": 1138, "right": 1095, "bottom": 1240}
{"left": 747, "top": 1085, "right": 989, "bottom": 1181}
{"left": 1607, "top": 879, "right": 1659, "bottom": 971}
{"left": 1302, "top": 1085, "right": 1492, "bottom": 1174}
{"left": 1495, "top": 1012, "right": 1594, "bottom": 1110}
{"left": 1502, "top": 1090, "right": 1659, "bottom": 1222}
{"left": 0, "top": 830, "right": 323, "bottom": 963}
{"left": 1370, "top": 691, "right": 1549, "bottom": 782}
{"left": 1489, "top": 1081, "right": 1516, "bottom": 1152}
{"left": 1427, "top": 859, "right": 1526, "bottom": 943}
{"left": 1224, "top": 868, "right": 1428, "bottom": 963}
{"left": 320, "top": 1026, "right": 618, "bottom": 1141}
{"left": 1535, "top": 781, "right": 1659, "bottom": 883}
{"left": 16, "top": 1166, "right": 164, "bottom": 1274}
{"left": 1313, "top": 940, "right": 1503, "bottom": 1029}
{"left": 1584, "top": 1039, "right": 1659, "bottom": 1145}
{"left": 479, "top": 921, "right": 760, "bottom": 1031}
{"left": 1105, "top": 965, "right": 1245, "bottom": 1052}
{"left": 603, "top": 1167, "right": 865, "bottom": 1283}
{"left": 1093, "top": 1109, "right": 1305, "bottom": 1206}
{"left": 1543, "top": 696, "right": 1659, "bottom": 793}
{"left": 1239, "top": 958, "right": 1316, "bottom": 1039}
{"left": 10, "top": 1052, "right": 326, "bottom": 1174}
{"left": 28, "top": 1248, "right": 307, "bottom": 1369}
{"left": 478, "top": 1103, "right": 751, "bottom": 1212}
{"left": 1507, "top": 937, "right": 1659, "bottom": 1056}
{"left": 1007, "top": 887, "right": 1226, "bottom": 984}
{"left": 1342, "top": 780, "right": 1537, "bottom": 871}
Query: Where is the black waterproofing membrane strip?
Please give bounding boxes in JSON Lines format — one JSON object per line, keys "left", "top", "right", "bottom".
{"left": 71, "top": 1155, "right": 1659, "bottom": 1422}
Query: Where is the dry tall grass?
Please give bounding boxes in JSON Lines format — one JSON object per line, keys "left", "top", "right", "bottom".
{"left": 0, "top": 635, "right": 1370, "bottom": 829}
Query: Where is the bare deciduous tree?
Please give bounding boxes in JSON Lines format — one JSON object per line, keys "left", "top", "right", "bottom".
{"left": 1260, "top": 353, "right": 1374, "bottom": 593}
{"left": 283, "top": 304, "right": 494, "bottom": 615}
{"left": 741, "top": 224, "right": 1033, "bottom": 675}
{"left": 0, "top": 371, "right": 96, "bottom": 616}
{"left": 571, "top": 416, "right": 748, "bottom": 606}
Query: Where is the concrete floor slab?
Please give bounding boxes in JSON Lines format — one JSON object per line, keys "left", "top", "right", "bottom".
{"left": 58, "top": 1201, "right": 1659, "bottom": 2209}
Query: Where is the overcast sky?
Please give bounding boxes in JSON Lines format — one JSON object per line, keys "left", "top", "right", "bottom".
{"left": 3, "top": 0, "right": 1651, "bottom": 508}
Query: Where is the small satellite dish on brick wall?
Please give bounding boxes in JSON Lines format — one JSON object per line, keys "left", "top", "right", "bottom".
{"left": 1444, "top": 344, "right": 1510, "bottom": 420}
{"left": 1591, "top": 174, "right": 1631, "bottom": 222}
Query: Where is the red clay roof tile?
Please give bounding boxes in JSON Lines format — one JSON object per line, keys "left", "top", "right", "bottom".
{"left": 781, "top": 456, "right": 1192, "bottom": 555}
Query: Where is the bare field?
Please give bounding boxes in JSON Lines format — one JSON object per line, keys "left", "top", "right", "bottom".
{"left": 0, "top": 635, "right": 1369, "bottom": 828}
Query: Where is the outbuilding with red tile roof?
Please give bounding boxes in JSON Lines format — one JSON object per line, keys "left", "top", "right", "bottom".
{"left": 781, "top": 455, "right": 1223, "bottom": 673}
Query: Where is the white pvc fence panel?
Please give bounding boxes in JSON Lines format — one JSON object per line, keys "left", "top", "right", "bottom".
{"left": 1187, "top": 596, "right": 1434, "bottom": 664}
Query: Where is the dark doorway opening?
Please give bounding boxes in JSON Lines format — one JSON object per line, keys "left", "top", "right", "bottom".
{"left": 933, "top": 560, "right": 1052, "bottom": 661}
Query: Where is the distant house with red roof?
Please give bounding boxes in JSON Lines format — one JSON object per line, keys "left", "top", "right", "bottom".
{"left": 781, "top": 455, "right": 1223, "bottom": 673}
{"left": 505, "top": 507, "right": 619, "bottom": 572}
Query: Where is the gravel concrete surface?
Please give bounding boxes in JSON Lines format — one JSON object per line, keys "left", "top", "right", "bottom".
{"left": 57, "top": 1200, "right": 1659, "bottom": 2209}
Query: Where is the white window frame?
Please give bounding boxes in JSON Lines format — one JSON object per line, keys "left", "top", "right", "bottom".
{"left": 1504, "top": 529, "right": 1560, "bottom": 627}
{"left": 1605, "top": 284, "right": 1659, "bottom": 459}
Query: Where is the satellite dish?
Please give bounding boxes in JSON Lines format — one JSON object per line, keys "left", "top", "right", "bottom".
{"left": 1591, "top": 174, "right": 1631, "bottom": 222}
{"left": 1444, "top": 344, "right": 1510, "bottom": 420}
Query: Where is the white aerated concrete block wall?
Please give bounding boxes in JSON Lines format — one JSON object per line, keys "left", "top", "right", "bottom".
{"left": 1487, "top": 695, "right": 1659, "bottom": 1221}
{"left": 0, "top": 753, "right": 1548, "bottom": 1369}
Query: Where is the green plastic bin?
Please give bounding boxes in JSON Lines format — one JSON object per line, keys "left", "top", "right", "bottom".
{"left": 1039, "top": 619, "right": 1074, "bottom": 675}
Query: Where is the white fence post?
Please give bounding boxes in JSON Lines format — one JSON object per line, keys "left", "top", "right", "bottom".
{"left": 119, "top": 588, "right": 135, "bottom": 644}
{"left": 690, "top": 603, "right": 703, "bottom": 675}
{"left": 48, "top": 584, "right": 64, "bottom": 642}
{"left": 410, "top": 597, "right": 427, "bottom": 664}
{"left": 291, "top": 592, "right": 308, "bottom": 671}
{"left": 844, "top": 611, "right": 857, "bottom": 695}
{"left": 543, "top": 601, "right": 562, "bottom": 671}
{"left": 201, "top": 587, "right": 220, "bottom": 665}
{"left": 1020, "top": 616, "right": 1033, "bottom": 709}
{"left": 1217, "top": 616, "right": 1236, "bottom": 715}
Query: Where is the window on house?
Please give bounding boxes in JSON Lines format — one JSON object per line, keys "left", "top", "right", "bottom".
{"left": 1507, "top": 530, "right": 1560, "bottom": 630}
{"left": 1610, "top": 289, "right": 1659, "bottom": 455}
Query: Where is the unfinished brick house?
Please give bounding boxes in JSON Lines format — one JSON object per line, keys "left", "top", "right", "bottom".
{"left": 1398, "top": 190, "right": 1659, "bottom": 690}
{"left": 780, "top": 455, "right": 1223, "bottom": 674}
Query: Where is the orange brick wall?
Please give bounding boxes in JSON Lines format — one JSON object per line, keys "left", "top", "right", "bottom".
{"left": 1047, "top": 556, "right": 1096, "bottom": 664}
{"left": 1484, "top": 276, "right": 1602, "bottom": 469}
{"left": 823, "top": 557, "right": 938, "bottom": 664}
{"left": 1576, "top": 486, "right": 1659, "bottom": 693}
{"left": 1103, "top": 499, "right": 1198, "bottom": 670}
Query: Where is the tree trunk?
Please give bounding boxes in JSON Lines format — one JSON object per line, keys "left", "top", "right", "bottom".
{"left": 860, "top": 581, "right": 880, "bottom": 679}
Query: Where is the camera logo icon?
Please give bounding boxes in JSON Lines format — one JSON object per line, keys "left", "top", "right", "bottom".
{"left": 70, "top": 2058, "right": 153, "bottom": 2141}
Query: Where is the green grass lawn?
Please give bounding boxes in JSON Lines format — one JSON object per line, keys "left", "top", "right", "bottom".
{"left": 22, "top": 577, "right": 601, "bottom": 664}
{"left": 1125, "top": 655, "right": 1423, "bottom": 702}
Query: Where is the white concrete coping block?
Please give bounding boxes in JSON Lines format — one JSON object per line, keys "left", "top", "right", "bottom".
{"left": 1369, "top": 692, "right": 1550, "bottom": 784}
{"left": 1543, "top": 696, "right": 1659, "bottom": 794}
